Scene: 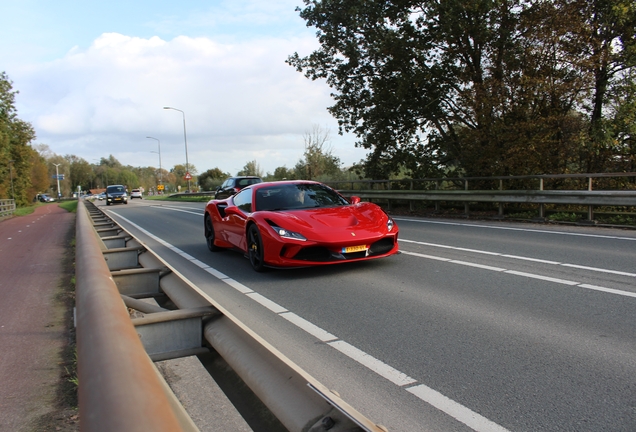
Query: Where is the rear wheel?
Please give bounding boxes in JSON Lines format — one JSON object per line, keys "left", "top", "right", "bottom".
{"left": 204, "top": 215, "right": 221, "bottom": 251}
{"left": 247, "top": 225, "right": 266, "bottom": 272}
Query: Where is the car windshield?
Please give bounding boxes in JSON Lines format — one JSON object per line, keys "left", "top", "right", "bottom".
{"left": 254, "top": 184, "right": 349, "bottom": 211}
{"left": 107, "top": 186, "right": 125, "bottom": 193}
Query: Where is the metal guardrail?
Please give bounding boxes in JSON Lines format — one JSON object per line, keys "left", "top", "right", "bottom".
{"left": 76, "top": 199, "right": 385, "bottom": 432}
{"left": 331, "top": 172, "right": 636, "bottom": 221}
{"left": 0, "top": 199, "right": 16, "bottom": 218}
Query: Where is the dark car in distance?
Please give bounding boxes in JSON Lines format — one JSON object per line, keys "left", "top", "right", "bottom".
{"left": 105, "top": 185, "right": 128, "bottom": 206}
{"left": 214, "top": 176, "right": 262, "bottom": 199}
{"left": 37, "top": 194, "right": 55, "bottom": 203}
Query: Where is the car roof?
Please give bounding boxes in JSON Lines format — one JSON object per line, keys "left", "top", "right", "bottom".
{"left": 246, "top": 180, "right": 322, "bottom": 190}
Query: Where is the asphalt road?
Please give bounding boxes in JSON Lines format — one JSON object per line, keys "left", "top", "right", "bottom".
{"left": 100, "top": 198, "right": 636, "bottom": 432}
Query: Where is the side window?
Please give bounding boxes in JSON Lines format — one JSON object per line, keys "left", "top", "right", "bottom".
{"left": 232, "top": 189, "right": 252, "bottom": 213}
{"left": 222, "top": 179, "right": 230, "bottom": 188}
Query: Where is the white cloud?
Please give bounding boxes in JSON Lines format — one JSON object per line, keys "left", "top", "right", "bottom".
{"left": 15, "top": 32, "right": 367, "bottom": 175}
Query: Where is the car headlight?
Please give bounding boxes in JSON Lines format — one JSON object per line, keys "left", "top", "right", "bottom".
{"left": 387, "top": 218, "right": 395, "bottom": 232}
{"left": 270, "top": 225, "right": 307, "bottom": 241}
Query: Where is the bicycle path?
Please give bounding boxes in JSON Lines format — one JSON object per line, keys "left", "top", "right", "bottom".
{"left": 0, "top": 204, "right": 75, "bottom": 431}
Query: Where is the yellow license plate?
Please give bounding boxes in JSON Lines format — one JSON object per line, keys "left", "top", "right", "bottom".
{"left": 343, "top": 245, "right": 367, "bottom": 253}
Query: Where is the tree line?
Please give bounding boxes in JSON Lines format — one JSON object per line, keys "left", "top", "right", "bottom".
{"left": 0, "top": 70, "right": 353, "bottom": 206}
{"left": 288, "top": 0, "right": 636, "bottom": 179}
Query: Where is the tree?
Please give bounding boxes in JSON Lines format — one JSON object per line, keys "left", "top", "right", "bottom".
{"left": 237, "top": 160, "right": 264, "bottom": 177}
{"left": 288, "top": 0, "right": 636, "bottom": 178}
{"left": 270, "top": 166, "right": 296, "bottom": 180}
{"left": 0, "top": 72, "right": 37, "bottom": 205}
{"left": 563, "top": 0, "right": 636, "bottom": 172}
{"left": 293, "top": 125, "right": 342, "bottom": 180}
{"left": 198, "top": 167, "right": 231, "bottom": 191}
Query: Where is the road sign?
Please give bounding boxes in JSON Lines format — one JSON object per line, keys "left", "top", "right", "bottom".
{"left": 52, "top": 175, "right": 64, "bottom": 180}
{"left": 184, "top": 172, "right": 192, "bottom": 180}
{"left": 157, "top": 184, "right": 165, "bottom": 191}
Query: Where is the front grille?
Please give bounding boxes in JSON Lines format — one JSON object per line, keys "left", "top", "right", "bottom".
{"left": 368, "top": 238, "right": 395, "bottom": 256}
{"left": 292, "top": 247, "right": 333, "bottom": 262}
{"left": 291, "top": 237, "right": 396, "bottom": 262}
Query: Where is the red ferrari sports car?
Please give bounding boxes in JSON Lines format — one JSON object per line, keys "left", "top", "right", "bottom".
{"left": 203, "top": 181, "right": 399, "bottom": 271}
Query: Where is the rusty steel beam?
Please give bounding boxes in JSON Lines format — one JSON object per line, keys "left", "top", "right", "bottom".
{"left": 75, "top": 199, "right": 195, "bottom": 432}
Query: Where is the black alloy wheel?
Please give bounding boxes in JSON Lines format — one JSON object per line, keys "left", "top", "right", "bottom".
{"left": 204, "top": 215, "right": 221, "bottom": 252}
{"left": 247, "top": 225, "right": 266, "bottom": 272}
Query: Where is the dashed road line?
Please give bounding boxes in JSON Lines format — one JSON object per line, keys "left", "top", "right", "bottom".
{"left": 109, "top": 211, "right": 511, "bottom": 432}
{"left": 400, "top": 250, "right": 636, "bottom": 298}
{"left": 393, "top": 217, "right": 636, "bottom": 241}
{"left": 400, "top": 238, "right": 636, "bottom": 278}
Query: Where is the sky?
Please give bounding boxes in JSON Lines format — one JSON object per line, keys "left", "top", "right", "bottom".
{"left": 1, "top": 0, "right": 368, "bottom": 176}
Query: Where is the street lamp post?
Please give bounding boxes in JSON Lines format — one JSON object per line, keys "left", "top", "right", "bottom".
{"left": 146, "top": 136, "right": 163, "bottom": 188}
{"left": 8, "top": 159, "right": 15, "bottom": 201}
{"left": 53, "top": 163, "right": 61, "bottom": 199}
{"left": 163, "top": 107, "right": 190, "bottom": 192}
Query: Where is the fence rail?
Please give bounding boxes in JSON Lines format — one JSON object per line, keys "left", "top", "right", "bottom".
{"left": 0, "top": 199, "right": 16, "bottom": 218}
{"left": 328, "top": 172, "right": 636, "bottom": 222}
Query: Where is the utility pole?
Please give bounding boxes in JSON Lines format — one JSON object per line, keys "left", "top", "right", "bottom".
{"left": 53, "top": 163, "right": 62, "bottom": 198}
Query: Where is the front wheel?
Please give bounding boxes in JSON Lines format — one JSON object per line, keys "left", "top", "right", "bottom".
{"left": 247, "top": 225, "right": 266, "bottom": 272}
{"left": 204, "top": 215, "right": 221, "bottom": 251}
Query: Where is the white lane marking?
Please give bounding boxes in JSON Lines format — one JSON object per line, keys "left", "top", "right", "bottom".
{"left": 579, "top": 284, "right": 636, "bottom": 299}
{"left": 191, "top": 259, "right": 211, "bottom": 269}
{"left": 503, "top": 270, "right": 579, "bottom": 286}
{"left": 407, "top": 385, "right": 510, "bottom": 432}
{"left": 246, "top": 292, "right": 288, "bottom": 313}
{"left": 205, "top": 267, "right": 230, "bottom": 279}
{"left": 328, "top": 340, "right": 417, "bottom": 387}
{"left": 560, "top": 263, "right": 636, "bottom": 277}
{"left": 224, "top": 278, "right": 253, "bottom": 294}
{"left": 152, "top": 206, "right": 203, "bottom": 216}
{"left": 400, "top": 238, "right": 635, "bottom": 277}
{"left": 394, "top": 217, "right": 636, "bottom": 241}
{"left": 400, "top": 250, "right": 636, "bottom": 298}
{"left": 109, "top": 211, "right": 509, "bottom": 432}
{"left": 279, "top": 312, "right": 338, "bottom": 342}
{"left": 401, "top": 251, "right": 452, "bottom": 262}
{"left": 449, "top": 260, "right": 507, "bottom": 272}
{"left": 500, "top": 254, "right": 559, "bottom": 265}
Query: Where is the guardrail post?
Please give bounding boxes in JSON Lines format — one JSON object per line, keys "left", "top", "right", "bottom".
{"left": 539, "top": 178, "right": 545, "bottom": 218}
{"left": 464, "top": 180, "right": 469, "bottom": 215}
{"left": 435, "top": 181, "right": 440, "bottom": 212}
{"left": 498, "top": 180, "right": 504, "bottom": 216}
{"left": 588, "top": 177, "right": 594, "bottom": 221}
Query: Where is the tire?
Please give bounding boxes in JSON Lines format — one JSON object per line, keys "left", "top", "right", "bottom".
{"left": 247, "top": 224, "right": 266, "bottom": 272}
{"left": 204, "top": 215, "right": 221, "bottom": 252}
{"left": 106, "top": 202, "right": 110, "bottom": 206}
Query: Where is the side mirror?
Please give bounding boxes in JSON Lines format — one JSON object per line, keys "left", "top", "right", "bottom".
{"left": 349, "top": 196, "right": 361, "bottom": 204}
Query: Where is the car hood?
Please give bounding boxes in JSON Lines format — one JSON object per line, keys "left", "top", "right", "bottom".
{"left": 260, "top": 203, "right": 393, "bottom": 241}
